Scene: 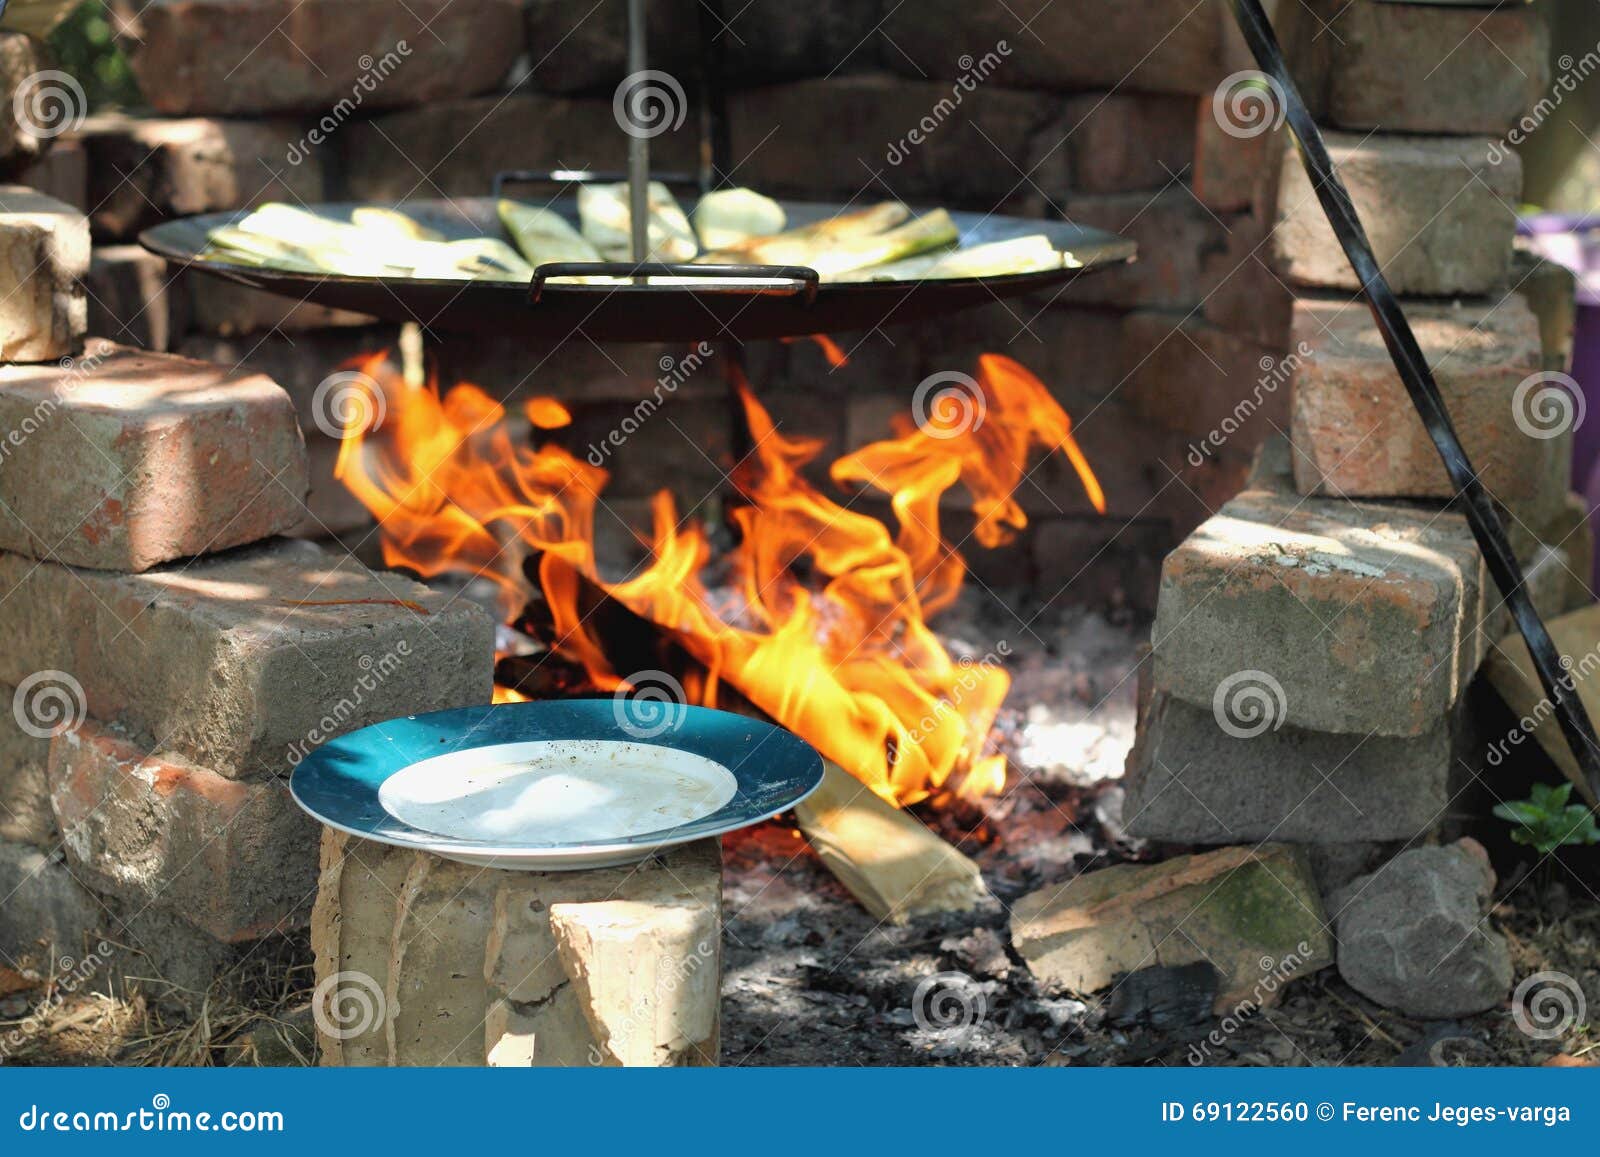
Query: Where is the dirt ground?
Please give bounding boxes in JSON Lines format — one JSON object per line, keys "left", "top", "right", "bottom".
{"left": 3, "top": 598, "right": 1596, "bottom": 1067}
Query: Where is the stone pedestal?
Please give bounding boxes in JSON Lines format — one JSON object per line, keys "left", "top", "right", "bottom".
{"left": 310, "top": 830, "right": 723, "bottom": 1067}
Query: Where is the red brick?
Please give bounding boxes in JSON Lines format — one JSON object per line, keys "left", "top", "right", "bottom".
{"left": 1193, "top": 114, "right": 1279, "bottom": 214}
{"left": 184, "top": 274, "right": 374, "bottom": 336}
{"left": 729, "top": 74, "right": 1070, "bottom": 211}
{"left": 49, "top": 719, "right": 318, "bottom": 941}
{"left": 1064, "top": 188, "right": 1248, "bottom": 310}
{"left": 1119, "top": 311, "right": 1282, "bottom": 448}
{"left": 113, "top": 0, "right": 523, "bottom": 117}
{"left": 1316, "top": 1, "right": 1550, "bottom": 135}
{"left": 176, "top": 329, "right": 403, "bottom": 432}
{"left": 520, "top": 0, "right": 879, "bottom": 92}
{"left": 430, "top": 334, "right": 727, "bottom": 407}
{"left": 0, "top": 842, "right": 101, "bottom": 995}
{"left": 0, "top": 537, "right": 495, "bottom": 779}
{"left": 1125, "top": 689, "right": 1455, "bottom": 844}
{"left": 880, "top": 0, "right": 1225, "bottom": 95}
{"left": 1152, "top": 487, "right": 1489, "bottom": 737}
{"left": 17, "top": 140, "right": 88, "bottom": 211}
{"left": 0, "top": 340, "right": 308, "bottom": 571}
{"left": 290, "top": 434, "right": 376, "bottom": 542}
{"left": 85, "top": 244, "right": 187, "bottom": 352}
{"left": 0, "top": 33, "right": 56, "bottom": 168}
{"left": 1272, "top": 133, "right": 1519, "bottom": 296}
{"left": 72, "top": 113, "right": 325, "bottom": 239}
{"left": 0, "top": 682, "right": 55, "bottom": 847}
{"left": 0, "top": 186, "right": 88, "bottom": 361}
{"left": 1289, "top": 295, "right": 1560, "bottom": 513}
{"left": 339, "top": 94, "right": 696, "bottom": 202}
{"left": 1063, "top": 93, "right": 1198, "bottom": 194}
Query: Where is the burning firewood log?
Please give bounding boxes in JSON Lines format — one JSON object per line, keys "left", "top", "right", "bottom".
{"left": 516, "top": 554, "right": 991, "bottom": 922}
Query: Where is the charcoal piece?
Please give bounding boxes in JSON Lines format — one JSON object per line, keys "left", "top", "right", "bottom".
{"left": 1105, "top": 962, "right": 1218, "bottom": 1029}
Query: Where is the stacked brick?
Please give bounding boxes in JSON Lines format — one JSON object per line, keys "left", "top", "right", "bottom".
{"left": 0, "top": 9, "right": 499, "bottom": 995}
{"left": 35, "top": 0, "right": 1312, "bottom": 612}
{"left": 1123, "top": 1, "right": 1574, "bottom": 1016}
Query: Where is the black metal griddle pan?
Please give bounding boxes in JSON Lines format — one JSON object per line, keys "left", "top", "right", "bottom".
{"left": 140, "top": 198, "right": 1136, "bottom": 343}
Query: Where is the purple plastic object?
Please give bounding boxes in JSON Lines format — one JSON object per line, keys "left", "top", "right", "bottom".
{"left": 1518, "top": 213, "right": 1600, "bottom": 582}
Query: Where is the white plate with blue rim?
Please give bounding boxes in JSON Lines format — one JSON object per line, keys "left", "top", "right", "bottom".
{"left": 289, "top": 698, "right": 824, "bottom": 871}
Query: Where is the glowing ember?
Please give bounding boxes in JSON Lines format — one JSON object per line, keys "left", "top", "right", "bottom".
{"left": 333, "top": 349, "right": 1102, "bottom": 805}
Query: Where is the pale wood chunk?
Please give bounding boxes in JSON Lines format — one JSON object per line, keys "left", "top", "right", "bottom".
{"left": 795, "top": 762, "right": 991, "bottom": 925}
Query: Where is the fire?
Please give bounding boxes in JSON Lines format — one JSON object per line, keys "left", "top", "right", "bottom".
{"left": 333, "top": 349, "right": 1101, "bottom": 805}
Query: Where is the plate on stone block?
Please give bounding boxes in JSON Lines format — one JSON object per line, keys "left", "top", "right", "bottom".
{"left": 289, "top": 699, "right": 824, "bottom": 871}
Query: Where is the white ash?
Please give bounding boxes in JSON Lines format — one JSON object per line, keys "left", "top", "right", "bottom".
{"left": 936, "top": 590, "right": 1144, "bottom": 789}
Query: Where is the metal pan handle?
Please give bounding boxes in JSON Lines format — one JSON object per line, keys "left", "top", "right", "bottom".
{"left": 529, "top": 262, "right": 820, "bottom": 305}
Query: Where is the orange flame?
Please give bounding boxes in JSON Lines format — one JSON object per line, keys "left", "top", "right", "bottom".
{"left": 333, "top": 350, "right": 1101, "bottom": 805}
{"left": 524, "top": 396, "right": 572, "bottom": 429}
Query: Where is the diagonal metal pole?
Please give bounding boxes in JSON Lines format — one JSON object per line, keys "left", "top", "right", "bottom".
{"left": 1228, "top": 0, "right": 1600, "bottom": 802}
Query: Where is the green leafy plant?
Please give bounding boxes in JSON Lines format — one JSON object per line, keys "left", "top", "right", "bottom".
{"left": 46, "top": 1, "right": 142, "bottom": 111}
{"left": 1493, "top": 782, "right": 1600, "bottom": 855}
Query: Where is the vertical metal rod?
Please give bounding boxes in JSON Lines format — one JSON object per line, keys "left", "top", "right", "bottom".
{"left": 626, "top": 0, "right": 650, "bottom": 266}
{"left": 696, "top": 0, "right": 733, "bottom": 193}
